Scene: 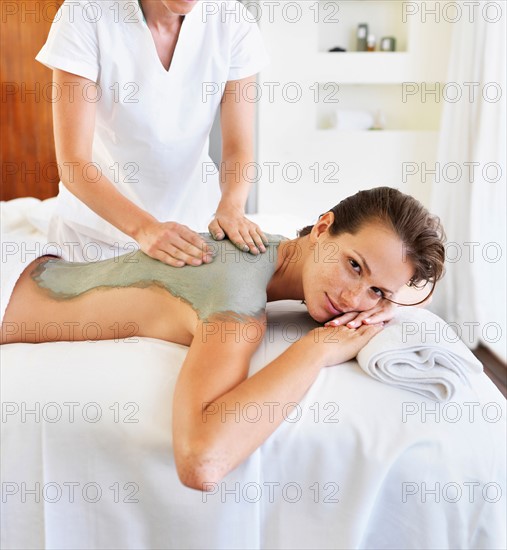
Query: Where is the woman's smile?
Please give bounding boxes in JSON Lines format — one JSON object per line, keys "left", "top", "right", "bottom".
{"left": 325, "top": 293, "right": 344, "bottom": 316}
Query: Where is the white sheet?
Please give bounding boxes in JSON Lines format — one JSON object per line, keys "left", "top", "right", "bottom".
{"left": 1, "top": 198, "right": 54, "bottom": 324}
{"left": 2, "top": 306, "right": 505, "bottom": 549}
{"left": 1, "top": 198, "right": 506, "bottom": 549}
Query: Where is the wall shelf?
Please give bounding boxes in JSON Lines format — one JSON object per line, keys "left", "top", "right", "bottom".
{"left": 256, "top": 0, "right": 452, "bottom": 214}
{"left": 315, "top": 83, "right": 442, "bottom": 131}
{"left": 317, "top": 0, "right": 409, "bottom": 53}
{"left": 313, "top": 51, "right": 410, "bottom": 83}
{"left": 315, "top": 129, "right": 440, "bottom": 136}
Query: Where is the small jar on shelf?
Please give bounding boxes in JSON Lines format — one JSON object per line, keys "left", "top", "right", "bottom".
{"left": 367, "top": 34, "right": 376, "bottom": 52}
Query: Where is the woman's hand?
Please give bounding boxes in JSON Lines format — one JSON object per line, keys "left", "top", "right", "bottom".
{"left": 323, "top": 299, "right": 397, "bottom": 329}
{"left": 135, "top": 220, "right": 214, "bottom": 267}
{"left": 208, "top": 204, "right": 268, "bottom": 255}
{"left": 304, "top": 323, "right": 385, "bottom": 368}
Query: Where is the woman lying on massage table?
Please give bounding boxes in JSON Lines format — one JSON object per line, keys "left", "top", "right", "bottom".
{"left": 1, "top": 187, "right": 445, "bottom": 490}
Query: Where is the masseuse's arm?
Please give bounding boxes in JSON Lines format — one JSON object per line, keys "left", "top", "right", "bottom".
{"left": 52, "top": 69, "right": 212, "bottom": 267}
{"left": 172, "top": 318, "right": 383, "bottom": 490}
{"left": 208, "top": 76, "right": 268, "bottom": 255}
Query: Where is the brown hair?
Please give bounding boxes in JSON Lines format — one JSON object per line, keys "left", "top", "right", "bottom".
{"left": 298, "top": 187, "right": 446, "bottom": 304}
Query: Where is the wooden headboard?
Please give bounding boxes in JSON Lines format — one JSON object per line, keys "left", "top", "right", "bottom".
{"left": 1, "top": 0, "right": 64, "bottom": 200}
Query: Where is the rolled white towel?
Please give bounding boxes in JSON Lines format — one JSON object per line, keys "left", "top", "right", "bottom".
{"left": 356, "top": 308, "right": 484, "bottom": 402}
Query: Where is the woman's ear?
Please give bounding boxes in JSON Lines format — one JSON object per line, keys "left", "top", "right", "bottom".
{"left": 310, "top": 211, "right": 335, "bottom": 242}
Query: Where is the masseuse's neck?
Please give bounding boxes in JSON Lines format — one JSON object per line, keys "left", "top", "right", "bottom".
{"left": 267, "top": 238, "right": 308, "bottom": 302}
{"left": 140, "top": 0, "right": 184, "bottom": 32}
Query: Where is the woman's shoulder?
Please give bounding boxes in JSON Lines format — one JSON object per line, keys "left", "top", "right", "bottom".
{"left": 200, "top": 232, "right": 288, "bottom": 247}
{"left": 190, "top": 233, "right": 284, "bottom": 321}
{"left": 199, "top": 233, "right": 286, "bottom": 267}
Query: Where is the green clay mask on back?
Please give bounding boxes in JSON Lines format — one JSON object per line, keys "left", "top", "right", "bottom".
{"left": 31, "top": 234, "right": 286, "bottom": 321}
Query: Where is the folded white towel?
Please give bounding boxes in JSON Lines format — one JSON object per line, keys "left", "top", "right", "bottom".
{"left": 356, "top": 308, "right": 484, "bottom": 402}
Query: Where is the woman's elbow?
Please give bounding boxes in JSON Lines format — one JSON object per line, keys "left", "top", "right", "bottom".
{"left": 174, "top": 442, "right": 230, "bottom": 491}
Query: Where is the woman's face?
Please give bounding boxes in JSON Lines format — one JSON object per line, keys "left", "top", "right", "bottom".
{"left": 302, "top": 216, "right": 415, "bottom": 323}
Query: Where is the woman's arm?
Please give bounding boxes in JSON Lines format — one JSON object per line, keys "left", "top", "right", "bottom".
{"left": 172, "top": 318, "right": 383, "bottom": 490}
{"left": 208, "top": 76, "right": 267, "bottom": 254}
{"left": 52, "top": 69, "right": 211, "bottom": 267}
{"left": 324, "top": 282, "right": 433, "bottom": 329}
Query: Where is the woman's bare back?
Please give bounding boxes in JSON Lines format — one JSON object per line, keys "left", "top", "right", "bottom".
{"left": 1, "top": 256, "right": 197, "bottom": 345}
{"left": 1, "top": 235, "right": 283, "bottom": 346}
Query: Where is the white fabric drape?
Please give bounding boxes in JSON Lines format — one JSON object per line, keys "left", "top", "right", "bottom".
{"left": 430, "top": 5, "right": 507, "bottom": 362}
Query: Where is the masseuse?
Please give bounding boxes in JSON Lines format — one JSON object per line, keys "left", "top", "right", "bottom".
{"left": 36, "top": 0, "right": 269, "bottom": 265}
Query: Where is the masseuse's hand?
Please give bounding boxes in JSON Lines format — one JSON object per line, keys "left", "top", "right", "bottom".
{"left": 136, "top": 220, "right": 214, "bottom": 267}
{"left": 209, "top": 204, "right": 268, "bottom": 255}
{"left": 323, "top": 299, "right": 398, "bottom": 330}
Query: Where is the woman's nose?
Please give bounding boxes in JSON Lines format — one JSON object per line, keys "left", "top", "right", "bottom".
{"left": 340, "top": 289, "right": 362, "bottom": 311}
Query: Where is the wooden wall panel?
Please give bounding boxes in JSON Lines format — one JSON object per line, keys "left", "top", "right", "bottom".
{"left": 1, "top": 0, "right": 64, "bottom": 200}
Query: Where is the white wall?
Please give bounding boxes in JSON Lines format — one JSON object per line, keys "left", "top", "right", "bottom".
{"left": 254, "top": 0, "right": 453, "bottom": 222}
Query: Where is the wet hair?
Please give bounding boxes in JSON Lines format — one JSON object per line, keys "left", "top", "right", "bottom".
{"left": 298, "top": 187, "right": 446, "bottom": 305}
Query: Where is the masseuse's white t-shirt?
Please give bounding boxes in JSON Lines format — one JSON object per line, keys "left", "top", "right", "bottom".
{"left": 36, "top": 0, "right": 269, "bottom": 243}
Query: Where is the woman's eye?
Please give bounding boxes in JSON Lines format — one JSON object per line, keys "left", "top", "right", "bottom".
{"left": 371, "top": 287, "right": 384, "bottom": 298}
{"left": 349, "top": 259, "right": 360, "bottom": 272}
{"left": 349, "top": 259, "right": 383, "bottom": 298}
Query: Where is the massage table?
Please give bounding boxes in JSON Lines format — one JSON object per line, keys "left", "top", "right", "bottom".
{"left": 1, "top": 198, "right": 505, "bottom": 549}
